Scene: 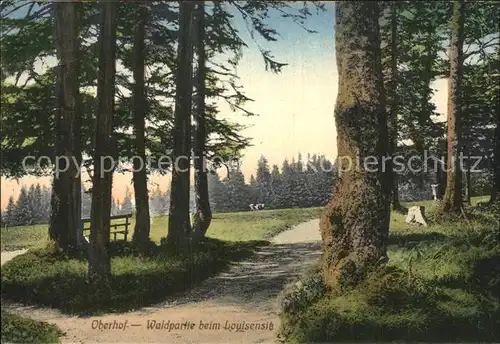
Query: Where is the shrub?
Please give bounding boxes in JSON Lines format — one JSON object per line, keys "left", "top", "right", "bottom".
{"left": 1, "top": 311, "right": 63, "bottom": 344}
{"left": 279, "top": 208, "right": 500, "bottom": 343}
{"left": 278, "top": 267, "right": 325, "bottom": 315}
{"left": 362, "top": 266, "right": 438, "bottom": 310}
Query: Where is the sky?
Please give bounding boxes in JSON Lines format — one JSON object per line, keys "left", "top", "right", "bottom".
{"left": 0, "top": 2, "right": 449, "bottom": 208}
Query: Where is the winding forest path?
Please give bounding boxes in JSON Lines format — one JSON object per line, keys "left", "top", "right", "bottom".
{"left": 1, "top": 219, "right": 322, "bottom": 344}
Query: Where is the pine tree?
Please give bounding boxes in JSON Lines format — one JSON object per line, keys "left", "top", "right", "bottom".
{"left": 223, "top": 167, "right": 251, "bottom": 211}
{"left": 16, "top": 186, "right": 33, "bottom": 225}
{"left": 27, "top": 185, "right": 37, "bottom": 223}
{"left": 255, "top": 155, "right": 273, "bottom": 205}
{"left": 121, "top": 187, "right": 133, "bottom": 215}
{"left": 32, "top": 184, "right": 44, "bottom": 224}
{"left": 4, "top": 196, "right": 17, "bottom": 226}
{"left": 208, "top": 171, "right": 226, "bottom": 212}
{"left": 320, "top": 2, "right": 390, "bottom": 290}
{"left": 270, "top": 164, "right": 283, "bottom": 208}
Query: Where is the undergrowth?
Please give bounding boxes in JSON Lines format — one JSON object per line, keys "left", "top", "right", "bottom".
{"left": 278, "top": 205, "right": 500, "bottom": 343}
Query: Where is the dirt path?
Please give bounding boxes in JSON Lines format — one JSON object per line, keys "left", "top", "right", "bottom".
{"left": 1, "top": 219, "right": 321, "bottom": 344}
{"left": 0, "top": 249, "right": 28, "bottom": 265}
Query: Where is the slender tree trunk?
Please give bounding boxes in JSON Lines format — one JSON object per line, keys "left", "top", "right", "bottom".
{"left": 192, "top": 3, "right": 212, "bottom": 242}
{"left": 442, "top": 0, "right": 465, "bottom": 213}
{"left": 131, "top": 1, "right": 151, "bottom": 247}
{"left": 49, "top": 2, "right": 80, "bottom": 251}
{"left": 490, "top": 111, "right": 500, "bottom": 204}
{"left": 88, "top": 2, "right": 117, "bottom": 285}
{"left": 464, "top": 145, "right": 471, "bottom": 204}
{"left": 386, "top": 2, "right": 405, "bottom": 213}
{"left": 167, "top": 1, "right": 195, "bottom": 246}
{"left": 437, "top": 138, "right": 447, "bottom": 199}
{"left": 320, "top": 2, "right": 390, "bottom": 292}
{"left": 74, "top": 3, "right": 85, "bottom": 248}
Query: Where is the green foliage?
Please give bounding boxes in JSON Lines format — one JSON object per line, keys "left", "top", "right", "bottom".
{"left": 379, "top": 1, "right": 498, "bottom": 195}
{"left": 0, "top": 206, "right": 323, "bottom": 250}
{"left": 362, "top": 266, "right": 437, "bottom": 310}
{"left": 1, "top": 311, "right": 63, "bottom": 344}
{"left": 1, "top": 184, "right": 52, "bottom": 227}
{"left": 0, "top": 1, "right": 325, "bottom": 178}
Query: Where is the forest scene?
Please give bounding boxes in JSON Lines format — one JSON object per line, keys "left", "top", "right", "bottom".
{"left": 0, "top": 1, "right": 499, "bottom": 343}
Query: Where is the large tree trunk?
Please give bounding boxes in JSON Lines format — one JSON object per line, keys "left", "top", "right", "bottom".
{"left": 88, "top": 2, "right": 117, "bottom": 285}
{"left": 320, "top": 2, "right": 390, "bottom": 292}
{"left": 131, "top": 1, "right": 151, "bottom": 247}
{"left": 49, "top": 2, "right": 81, "bottom": 251}
{"left": 192, "top": 2, "right": 212, "bottom": 242}
{"left": 167, "top": 1, "right": 195, "bottom": 246}
{"left": 386, "top": 2, "right": 405, "bottom": 213}
{"left": 442, "top": 0, "right": 465, "bottom": 213}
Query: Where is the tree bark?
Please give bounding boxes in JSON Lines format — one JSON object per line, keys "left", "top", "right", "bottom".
{"left": 192, "top": 2, "right": 212, "bottom": 242}
{"left": 49, "top": 2, "right": 81, "bottom": 251}
{"left": 88, "top": 1, "right": 117, "bottom": 285}
{"left": 465, "top": 146, "right": 471, "bottom": 205}
{"left": 386, "top": 2, "right": 405, "bottom": 213}
{"left": 320, "top": 2, "right": 390, "bottom": 292}
{"left": 437, "top": 137, "right": 447, "bottom": 199}
{"left": 131, "top": 1, "right": 151, "bottom": 247}
{"left": 442, "top": 0, "right": 465, "bottom": 213}
{"left": 167, "top": 1, "right": 195, "bottom": 246}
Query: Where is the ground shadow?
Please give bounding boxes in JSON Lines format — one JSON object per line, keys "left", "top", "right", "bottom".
{"left": 151, "top": 241, "right": 322, "bottom": 312}
{"left": 388, "top": 231, "right": 448, "bottom": 248}
{"left": 0, "top": 239, "right": 268, "bottom": 316}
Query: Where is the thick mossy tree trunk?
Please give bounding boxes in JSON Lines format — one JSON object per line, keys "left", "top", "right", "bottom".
{"left": 131, "top": 2, "right": 151, "bottom": 247}
{"left": 192, "top": 3, "right": 212, "bottom": 242}
{"left": 490, "top": 112, "right": 500, "bottom": 205}
{"left": 320, "top": 2, "right": 390, "bottom": 292}
{"left": 49, "top": 2, "right": 81, "bottom": 251}
{"left": 386, "top": 2, "right": 405, "bottom": 213}
{"left": 167, "top": 1, "right": 195, "bottom": 246}
{"left": 442, "top": 0, "right": 465, "bottom": 213}
{"left": 88, "top": 2, "right": 117, "bottom": 285}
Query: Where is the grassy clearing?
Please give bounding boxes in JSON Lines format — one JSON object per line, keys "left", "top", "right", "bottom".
{"left": 1, "top": 311, "right": 63, "bottom": 344}
{"left": 1, "top": 239, "right": 266, "bottom": 315}
{"left": 1, "top": 207, "right": 322, "bottom": 251}
{"left": 278, "top": 197, "right": 500, "bottom": 343}
{"left": 0, "top": 207, "right": 322, "bottom": 315}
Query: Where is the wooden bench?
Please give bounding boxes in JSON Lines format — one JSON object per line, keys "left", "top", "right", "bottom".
{"left": 81, "top": 213, "right": 132, "bottom": 241}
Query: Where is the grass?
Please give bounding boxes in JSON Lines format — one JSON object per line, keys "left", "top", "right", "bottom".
{"left": 1, "top": 207, "right": 323, "bottom": 251}
{"left": 0, "top": 207, "right": 322, "bottom": 315}
{"left": 1, "top": 311, "right": 63, "bottom": 344}
{"left": 278, "top": 196, "right": 500, "bottom": 343}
